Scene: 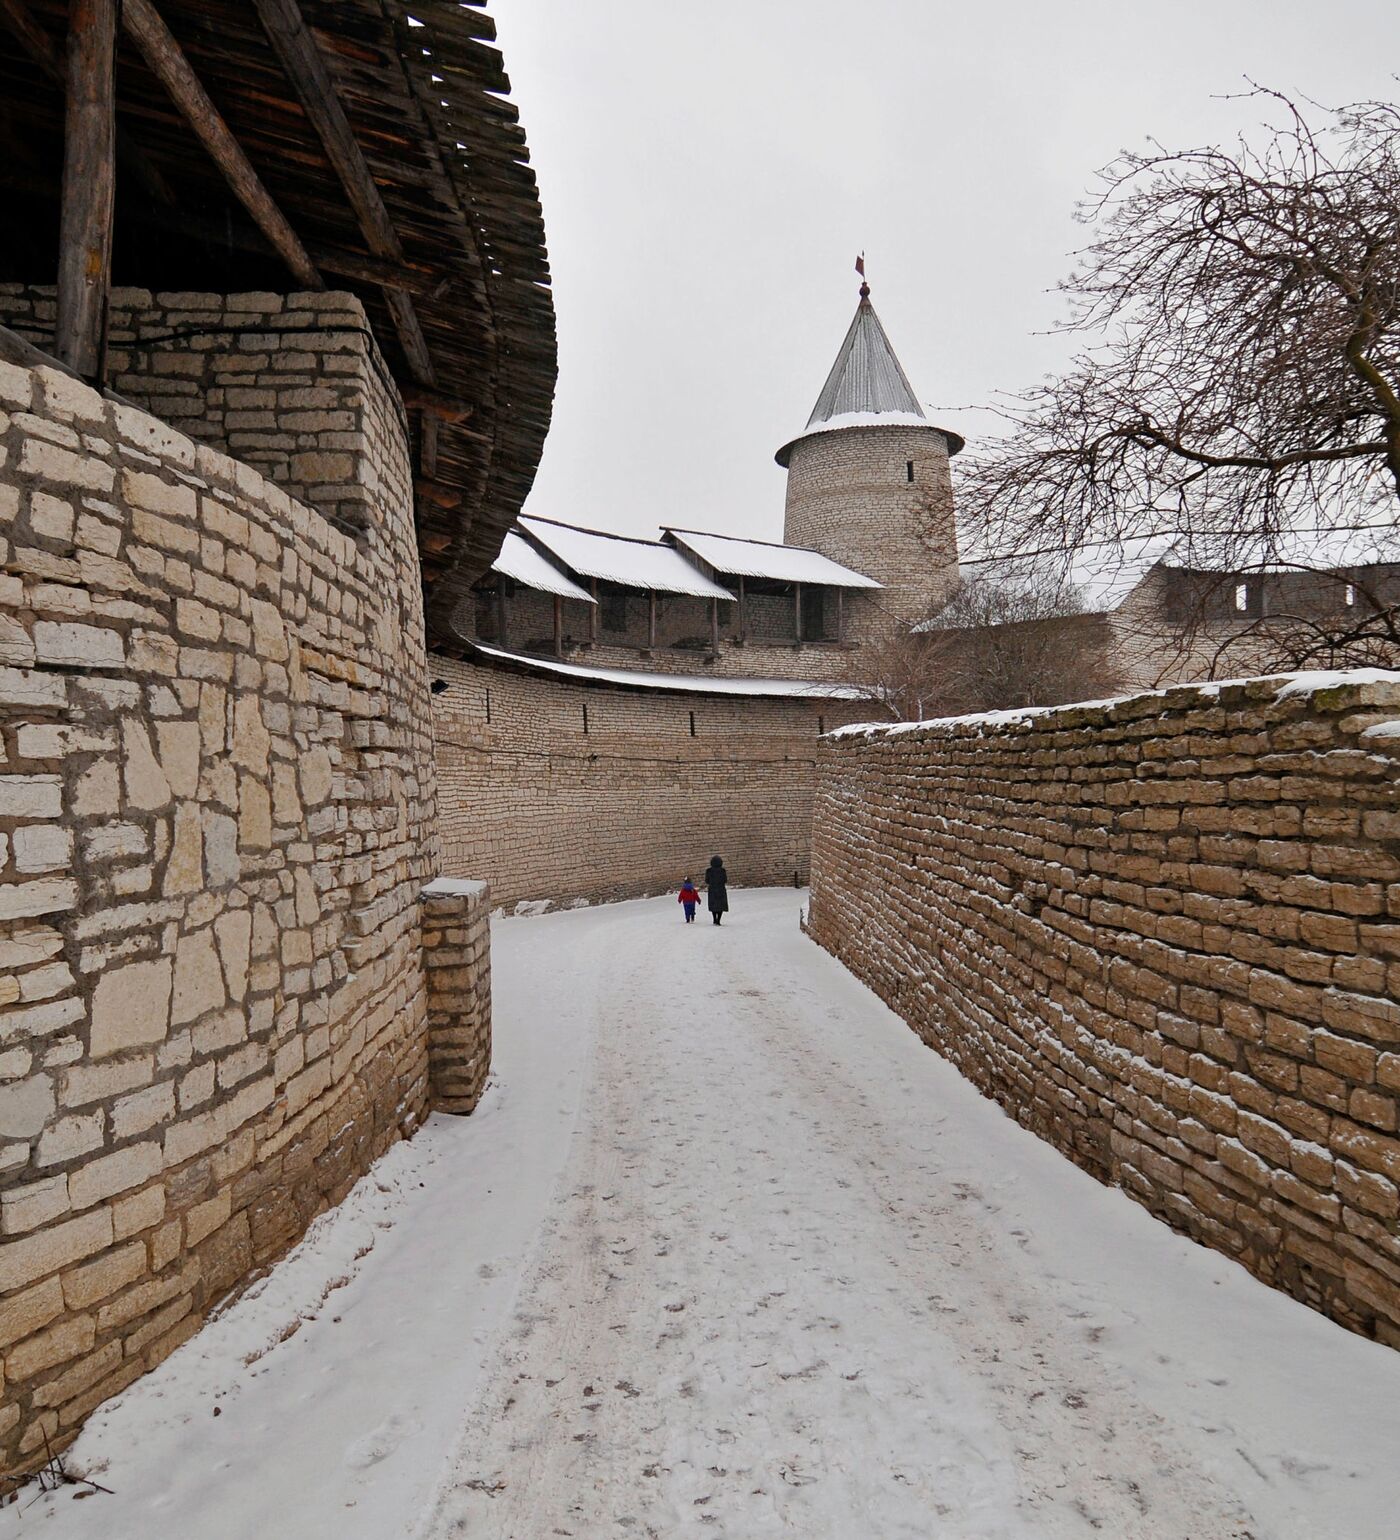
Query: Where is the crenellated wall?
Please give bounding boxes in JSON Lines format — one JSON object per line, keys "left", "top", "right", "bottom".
{"left": 807, "top": 675, "right": 1400, "bottom": 1344}
{"left": 0, "top": 320, "right": 466, "bottom": 1474}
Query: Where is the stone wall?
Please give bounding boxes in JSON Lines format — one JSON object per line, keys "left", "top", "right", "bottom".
{"left": 782, "top": 424, "right": 959, "bottom": 632}
{"left": 0, "top": 286, "right": 403, "bottom": 537}
{"left": 807, "top": 675, "right": 1400, "bottom": 1343}
{"left": 421, "top": 879, "right": 491, "bottom": 1114}
{"left": 432, "top": 655, "right": 867, "bottom": 908}
{"left": 0, "top": 323, "right": 448, "bottom": 1472}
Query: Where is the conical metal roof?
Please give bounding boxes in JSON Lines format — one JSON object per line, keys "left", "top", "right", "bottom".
{"left": 805, "top": 289, "right": 925, "bottom": 427}
{"left": 775, "top": 283, "right": 963, "bottom": 466}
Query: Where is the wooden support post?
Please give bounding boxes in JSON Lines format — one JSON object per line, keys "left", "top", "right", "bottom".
{"left": 794, "top": 582, "right": 804, "bottom": 643}
{"left": 55, "top": 0, "right": 117, "bottom": 380}
{"left": 553, "top": 594, "right": 563, "bottom": 657}
{"left": 122, "top": 0, "right": 322, "bottom": 289}
{"left": 647, "top": 590, "right": 657, "bottom": 651}
{"left": 710, "top": 596, "right": 720, "bottom": 654}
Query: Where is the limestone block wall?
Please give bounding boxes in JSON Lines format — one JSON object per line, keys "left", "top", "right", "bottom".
{"left": 0, "top": 286, "right": 402, "bottom": 537}
{"left": 807, "top": 675, "right": 1400, "bottom": 1343}
{"left": 421, "top": 879, "right": 491, "bottom": 1114}
{"left": 432, "top": 656, "right": 867, "bottom": 908}
{"left": 0, "top": 333, "right": 441, "bottom": 1472}
{"left": 782, "top": 424, "right": 959, "bottom": 631}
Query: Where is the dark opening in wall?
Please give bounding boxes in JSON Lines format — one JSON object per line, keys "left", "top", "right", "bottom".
{"left": 906, "top": 461, "right": 915, "bottom": 482}
{"left": 485, "top": 688, "right": 491, "bottom": 723}
{"left": 818, "top": 715, "right": 825, "bottom": 734}
{"left": 689, "top": 710, "right": 696, "bottom": 737}
{"left": 582, "top": 702, "right": 589, "bottom": 734}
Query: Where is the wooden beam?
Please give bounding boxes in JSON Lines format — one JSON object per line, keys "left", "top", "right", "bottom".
{"left": 400, "top": 386, "right": 476, "bottom": 424}
{"left": 253, "top": 0, "right": 434, "bottom": 384}
{"left": 55, "top": 0, "right": 117, "bottom": 380}
{"left": 121, "top": 0, "right": 321, "bottom": 291}
{"left": 414, "top": 479, "right": 461, "bottom": 511}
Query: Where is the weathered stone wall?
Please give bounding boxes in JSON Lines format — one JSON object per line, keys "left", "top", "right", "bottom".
{"left": 421, "top": 879, "right": 491, "bottom": 1114}
{"left": 0, "top": 326, "right": 445, "bottom": 1471}
{"left": 0, "top": 286, "right": 402, "bottom": 536}
{"left": 432, "top": 655, "right": 867, "bottom": 908}
{"left": 807, "top": 675, "right": 1400, "bottom": 1343}
{"left": 782, "top": 424, "right": 958, "bottom": 632}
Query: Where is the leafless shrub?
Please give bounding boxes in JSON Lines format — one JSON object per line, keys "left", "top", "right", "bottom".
{"left": 959, "top": 85, "right": 1400, "bottom": 663}
{"left": 844, "top": 572, "right": 1122, "bottom": 719}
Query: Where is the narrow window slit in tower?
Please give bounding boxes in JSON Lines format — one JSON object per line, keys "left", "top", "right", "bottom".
{"left": 818, "top": 714, "right": 825, "bottom": 735}
{"left": 689, "top": 710, "right": 696, "bottom": 737}
{"left": 906, "top": 461, "right": 915, "bottom": 482}
{"left": 582, "top": 702, "right": 589, "bottom": 734}
{"left": 485, "top": 687, "right": 491, "bottom": 722}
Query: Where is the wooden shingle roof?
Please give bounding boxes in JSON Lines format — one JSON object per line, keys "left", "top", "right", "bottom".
{"left": 0, "top": 0, "right": 556, "bottom": 639}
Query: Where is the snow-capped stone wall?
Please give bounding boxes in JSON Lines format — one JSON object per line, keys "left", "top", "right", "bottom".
{"left": 0, "top": 333, "right": 470, "bottom": 1477}
{"left": 808, "top": 675, "right": 1400, "bottom": 1345}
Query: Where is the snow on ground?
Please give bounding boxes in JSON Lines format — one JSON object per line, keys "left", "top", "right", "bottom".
{"left": 10, "top": 892, "right": 1400, "bottom": 1538}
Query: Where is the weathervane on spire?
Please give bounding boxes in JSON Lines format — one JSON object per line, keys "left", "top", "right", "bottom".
{"left": 855, "top": 252, "right": 869, "bottom": 299}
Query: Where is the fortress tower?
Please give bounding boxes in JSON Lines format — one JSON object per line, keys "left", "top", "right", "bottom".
{"left": 777, "top": 280, "right": 963, "bottom": 630}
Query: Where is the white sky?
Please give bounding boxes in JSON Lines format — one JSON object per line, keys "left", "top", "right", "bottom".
{"left": 491, "top": 0, "right": 1397, "bottom": 545}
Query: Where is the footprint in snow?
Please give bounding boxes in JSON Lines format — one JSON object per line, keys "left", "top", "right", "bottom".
{"left": 344, "top": 1411, "right": 422, "bottom": 1470}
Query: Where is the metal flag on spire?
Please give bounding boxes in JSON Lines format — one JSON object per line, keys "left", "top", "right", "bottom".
{"left": 855, "top": 252, "right": 869, "bottom": 298}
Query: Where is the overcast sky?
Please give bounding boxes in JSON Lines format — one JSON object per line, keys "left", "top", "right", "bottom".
{"left": 492, "top": 0, "right": 1395, "bottom": 546}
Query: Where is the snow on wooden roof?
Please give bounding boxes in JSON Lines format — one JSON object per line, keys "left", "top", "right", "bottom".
{"left": 519, "top": 517, "right": 733, "bottom": 600}
{"left": 663, "top": 529, "right": 882, "bottom": 589}
{"left": 471, "top": 644, "right": 870, "bottom": 699}
{"left": 491, "top": 531, "right": 595, "bottom": 603}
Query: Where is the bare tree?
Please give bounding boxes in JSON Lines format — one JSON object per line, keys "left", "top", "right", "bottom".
{"left": 960, "top": 86, "right": 1400, "bottom": 666}
{"left": 843, "top": 572, "right": 1122, "bottom": 720}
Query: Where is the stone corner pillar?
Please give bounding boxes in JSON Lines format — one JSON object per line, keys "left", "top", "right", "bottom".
{"left": 420, "top": 876, "right": 492, "bottom": 1114}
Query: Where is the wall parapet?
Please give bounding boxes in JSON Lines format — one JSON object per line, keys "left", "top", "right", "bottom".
{"left": 421, "top": 879, "right": 492, "bottom": 1114}
{"left": 808, "top": 672, "right": 1400, "bottom": 1344}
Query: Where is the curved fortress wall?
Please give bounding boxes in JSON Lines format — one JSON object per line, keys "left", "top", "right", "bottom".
{"left": 432, "top": 656, "right": 869, "bottom": 909}
{"left": 807, "top": 676, "right": 1400, "bottom": 1343}
{"left": 0, "top": 309, "right": 480, "bottom": 1473}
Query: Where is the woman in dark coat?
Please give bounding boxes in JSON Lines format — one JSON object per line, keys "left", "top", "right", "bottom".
{"left": 704, "top": 855, "right": 729, "bottom": 925}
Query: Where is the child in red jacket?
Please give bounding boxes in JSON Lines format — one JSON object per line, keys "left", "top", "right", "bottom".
{"left": 678, "top": 879, "right": 700, "bottom": 923}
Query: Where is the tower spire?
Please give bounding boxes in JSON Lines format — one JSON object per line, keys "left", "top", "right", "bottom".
{"left": 855, "top": 251, "right": 869, "bottom": 300}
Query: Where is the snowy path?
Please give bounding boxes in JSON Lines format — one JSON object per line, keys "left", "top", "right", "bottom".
{"left": 11, "top": 891, "right": 1400, "bottom": 1538}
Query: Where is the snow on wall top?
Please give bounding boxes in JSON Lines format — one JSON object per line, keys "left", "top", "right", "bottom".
{"left": 471, "top": 643, "right": 871, "bottom": 699}
{"left": 520, "top": 517, "right": 733, "bottom": 600}
{"left": 491, "top": 531, "right": 596, "bottom": 602}
{"left": 825, "top": 667, "right": 1400, "bottom": 740}
{"left": 663, "top": 529, "right": 882, "bottom": 589}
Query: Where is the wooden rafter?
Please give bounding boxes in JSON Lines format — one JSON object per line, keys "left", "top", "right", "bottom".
{"left": 251, "top": 0, "right": 434, "bottom": 387}
{"left": 54, "top": 0, "right": 117, "bottom": 378}
{"left": 121, "top": 0, "right": 322, "bottom": 291}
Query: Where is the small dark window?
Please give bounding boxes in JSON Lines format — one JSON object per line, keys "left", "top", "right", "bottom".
{"left": 688, "top": 710, "right": 696, "bottom": 737}
{"left": 485, "top": 688, "right": 491, "bottom": 723}
{"left": 906, "top": 461, "right": 915, "bottom": 482}
{"left": 582, "top": 702, "right": 589, "bottom": 734}
{"left": 817, "top": 715, "right": 825, "bottom": 735}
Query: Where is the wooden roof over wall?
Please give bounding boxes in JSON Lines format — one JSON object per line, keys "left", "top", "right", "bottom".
{"left": 0, "top": 0, "right": 556, "bottom": 638}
